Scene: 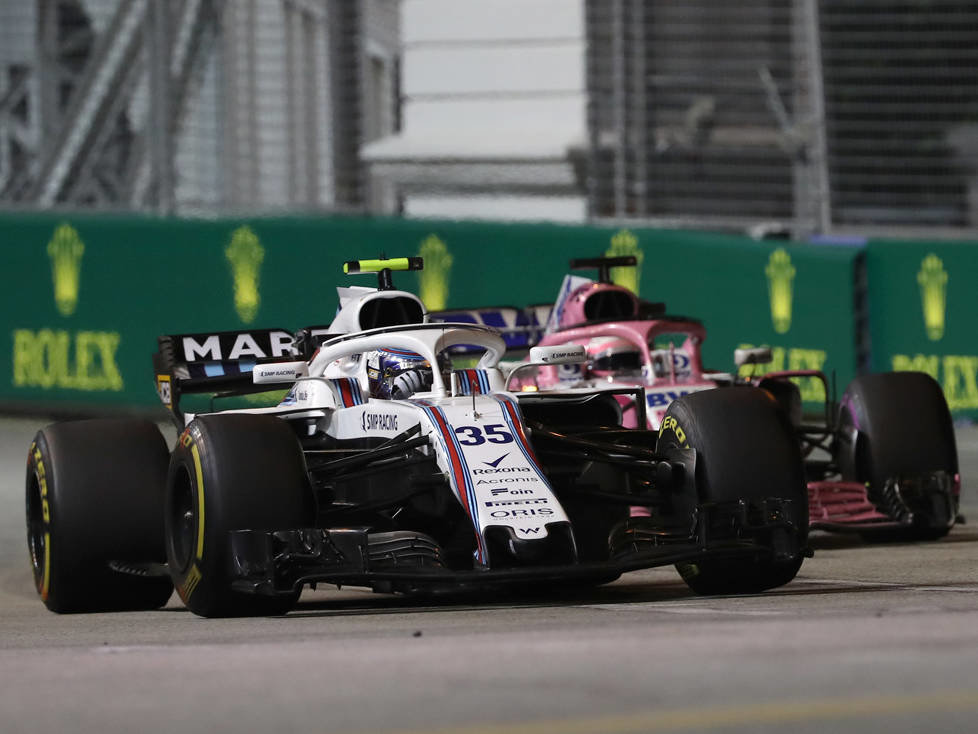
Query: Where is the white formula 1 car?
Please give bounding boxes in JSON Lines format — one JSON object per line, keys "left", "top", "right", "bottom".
{"left": 26, "top": 258, "right": 810, "bottom": 616}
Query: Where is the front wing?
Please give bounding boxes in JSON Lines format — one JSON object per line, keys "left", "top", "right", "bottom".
{"left": 807, "top": 472, "right": 959, "bottom": 533}
{"left": 227, "top": 495, "right": 804, "bottom": 596}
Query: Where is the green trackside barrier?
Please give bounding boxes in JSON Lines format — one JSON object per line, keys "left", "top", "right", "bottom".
{"left": 866, "top": 238, "right": 978, "bottom": 418}
{"left": 0, "top": 212, "right": 860, "bottom": 412}
{"left": 628, "top": 232, "right": 862, "bottom": 407}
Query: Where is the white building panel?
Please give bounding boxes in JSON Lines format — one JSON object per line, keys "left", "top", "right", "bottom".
{"left": 366, "top": 0, "right": 588, "bottom": 222}
{"left": 399, "top": 97, "right": 585, "bottom": 155}
{"left": 405, "top": 194, "right": 585, "bottom": 222}
{"left": 404, "top": 42, "right": 584, "bottom": 96}
{"left": 403, "top": 0, "right": 583, "bottom": 43}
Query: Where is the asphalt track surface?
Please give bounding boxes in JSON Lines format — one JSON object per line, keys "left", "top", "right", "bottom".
{"left": 2, "top": 415, "right": 978, "bottom": 734}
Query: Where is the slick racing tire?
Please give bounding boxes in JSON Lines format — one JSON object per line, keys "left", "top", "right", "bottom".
{"left": 658, "top": 387, "right": 808, "bottom": 595}
{"left": 165, "top": 414, "right": 314, "bottom": 618}
{"left": 837, "top": 371, "right": 958, "bottom": 540}
{"left": 25, "top": 419, "right": 174, "bottom": 613}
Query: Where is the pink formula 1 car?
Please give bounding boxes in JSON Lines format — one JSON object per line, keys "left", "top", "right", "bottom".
{"left": 442, "top": 257, "right": 960, "bottom": 539}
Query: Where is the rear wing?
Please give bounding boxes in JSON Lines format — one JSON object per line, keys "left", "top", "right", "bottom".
{"left": 569, "top": 255, "right": 637, "bottom": 283}
{"left": 428, "top": 305, "right": 553, "bottom": 352}
{"left": 153, "top": 327, "right": 297, "bottom": 426}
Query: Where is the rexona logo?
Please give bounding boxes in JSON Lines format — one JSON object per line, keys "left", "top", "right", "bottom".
{"left": 472, "top": 452, "right": 532, "bottom": 475}
{"left": 418, "top": 234, "right": 452, "bottom": 310}
{"left": 225, "top": 226, "right": 264, "bottom": 324}
{"left": 917, "top": 253, "right": 947, "bottom": 342}
{"left": 11, "top": 224, "right": 124, "bottom": 393}
{"left": 765, "top": 248, "right": 795, "bottom": 334}
{"left": 605, "top": 229, "right": 643, "bottom": 295}
{"left": 48, "top": 223, "right": 85, "bottom": 317}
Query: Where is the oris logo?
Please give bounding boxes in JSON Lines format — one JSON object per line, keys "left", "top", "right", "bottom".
{"left": 489, "top": 508, "right": 554, "bottom": 519}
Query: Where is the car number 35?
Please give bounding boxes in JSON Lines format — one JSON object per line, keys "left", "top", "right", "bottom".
{"left": 454, "top": 424, "right": 513, "bottom": 446}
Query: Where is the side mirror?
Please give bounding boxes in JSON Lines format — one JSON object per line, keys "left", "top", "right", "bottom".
{"left": 507, "top": 344, "right": 587, "bottom": 391}
{"left": 527, "top": 344, "right": 588, "bottom": 365}
{"left": 253, "top": 361, "right": 309, "bottom": 384}
{"left": 734, "top": 347, "right": 773, "bottom": 367}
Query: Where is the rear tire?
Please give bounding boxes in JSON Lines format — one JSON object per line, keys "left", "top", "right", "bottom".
{"left": 658, "top": 387, "right": 808, "bottom": 595}
{"left": 25, "top": 419, "right": 173, "bottom": 613}
{"left": 165, "top": 414, "right": 314, "bottom": 617}
{"left": 837, "top": 371, "right": 958, "bottom": 539}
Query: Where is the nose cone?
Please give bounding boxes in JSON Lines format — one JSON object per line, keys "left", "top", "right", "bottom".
{"left": 482, "top": 522, "right": 578, "bottom": 568}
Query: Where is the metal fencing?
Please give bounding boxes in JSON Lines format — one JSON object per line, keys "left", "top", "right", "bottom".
{"left": 587, "top": 0, "right": 978, "bottom": 236}
{"left": 0, "top": 0, "right": 398, "bottom": 215}
{"left": 1, "top": 0, "right": 976, "bottom": 238}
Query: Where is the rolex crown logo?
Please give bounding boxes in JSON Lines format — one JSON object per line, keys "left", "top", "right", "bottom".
{"left": 605, "top": 229, "right": 643, "bottom": 295}
{"left": 418, "top": 234, "right": 453, "bottom": 310}
{"left": 225, "top": 226, "right": 265, "bottom": 324}
{"left": 765, "top": 248, "right": 795, "bottom": 334}
{"left": 917, "top": 253, "right": 947, "bottom": 341}
{"left": 47, "top": 223, "right": 85, "bottom": 317}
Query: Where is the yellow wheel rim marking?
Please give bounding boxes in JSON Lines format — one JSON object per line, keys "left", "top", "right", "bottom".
{"left": 41, "top": 532, "right": 51, "bottom": 600}
{"left": 191, "top": 444, "right": 205, "bottom": 560}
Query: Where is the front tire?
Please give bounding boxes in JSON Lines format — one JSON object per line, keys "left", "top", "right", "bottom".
{"left": 26, "top": 419, "right": 173, "bottom": 613}
{"left": 165, "top": 414, "right": 314, "bottom": 617}
{"left": 658, "top": 387, "right": 808, "bottom": 595}
{"left": 837, "top": 371, "right": 958, "bottom": 539}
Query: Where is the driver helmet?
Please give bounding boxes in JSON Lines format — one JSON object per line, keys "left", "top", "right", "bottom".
{"left": 365, "top": 348, "right": 452, "bottom": 399}
{"left": 366, "top": 348, "right": 429, "bottom": 399}
{"left": 587, "top": 338, "right": 643, "bottom": 380}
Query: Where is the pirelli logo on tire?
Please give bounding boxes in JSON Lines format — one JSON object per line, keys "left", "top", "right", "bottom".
{"left": 190, "top": 443, "right": 205, "bottom": 561}
{"left": 29, "top": 443, "right": 52, "bottom": 601}
{"left": 178, "top": 564, "right": 203, "bottom": 602}
{"left": 659, "top": 416, "right": 689, "bottom": 448}
{"left": 171, "top": 427, "right": 207, "bottom": 604}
